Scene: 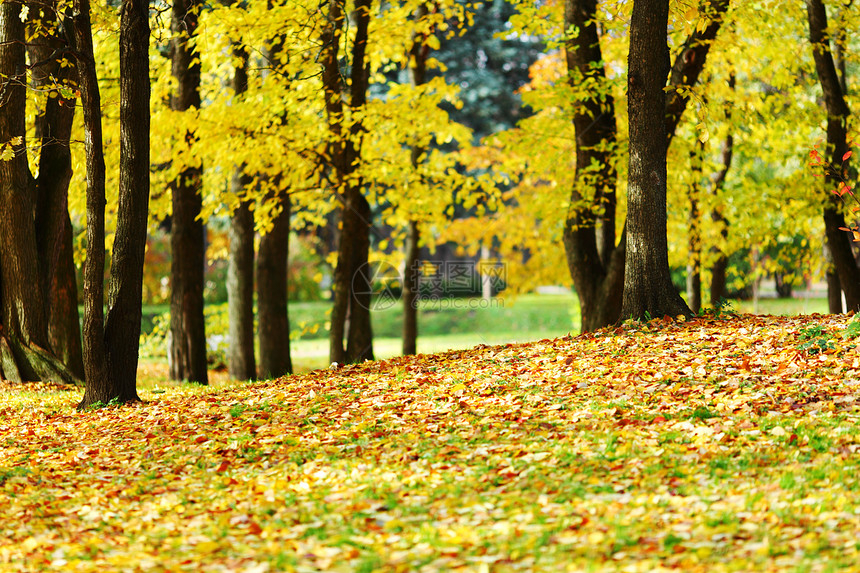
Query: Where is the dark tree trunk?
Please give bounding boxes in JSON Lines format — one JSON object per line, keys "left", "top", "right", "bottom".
{"left": 0, "top": 0, "right": 78, "bottom": 385}
{"left": 826, "top": 254, "right": 843, "bottom": 313}
{"left": 806, "top": 0, "right": 860, "bottom": 311}
{"left": 32, "top": 4, "right": 85, "bottom": 380}
{"left": 774, "top": 273, "right": 793, "bottom": 299}
{"left": 325, "top": 0, "right": 374, "bottom": 364}
{"left": 621, "top": 0, "right": 692, "bottom": 320}
{"left": 402, "top": 3, "right": 429, "bottom": 356}
{"left": 73, "top": 0, "right": 111, "bottom": 398}
{"left": 227, "top": 45, "right": 256, "bottom": 381}
{"left": 686, "top": 143, "right": 704, "bottom": 315}
{"left": 561, "top": 0, "right": 624, "bottom": 333}
{"left": 686, "top": 200, "right": 702, "bottom": 314}
{"left": 169, "top": 0, "right": 208, "bottom": 383}
{"left": 403, "top": 220, "right": 420, "bottom": 356}
{"left": 345, "top": 191, "right": 373, "bottom": 362}
{"left": 708, "top": 77, "right": 734, "bottom": 308}
{"left": 79, "top": 0, "right": 149, "bottom": 407}
{"left": 228, "top": 180, "right": 256, "bottom": 380}
{"left": 257, "top": 196, "right": 292, "bottom": 378}
{"left": 322, "top": 0, "right": 348, "bottom": 364}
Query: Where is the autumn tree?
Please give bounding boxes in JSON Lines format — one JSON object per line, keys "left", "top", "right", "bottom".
{"left": 226, "top": 43, "right": 256, "bottom": 381}
{"left": 0, "top": 0, "right": 81, "bottom": 384}
{"left": 805, "top": 0, "right": 860, "bottom": 311}
{"left": 169, "top": 0, "right": 208, "bottom": 384}
{"left": 31, "top": 0, "right": 85, "bottom": 380}
{"left": 324, "top": 0, "right": 375, "bottom": 365}
{"left": 77, "top": 0, "right": 151, "bottom": 408}
{"left": 621, "top": 0, "right": 691, "bottom": 320}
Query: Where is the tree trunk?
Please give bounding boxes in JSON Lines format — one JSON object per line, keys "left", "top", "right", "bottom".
{"left": 325, "top": 0, "right": 374, "bottom": 364}
{"left": 686, "top": 145, "right": 703, "bottom": 315}
{"left": 621, "top": 0, "right": 692, "bottom": 320}
{"left": 79, "top": 0, "right": 149, "bottom": 407}
{"left": 402, "top": 3, "right": 429, "bottom": 356}
{"left": 73, "top": 0, "right": 111, "bottom": 398}
{"left": 169, "top": 0, "right": 208, "bottom": 383}
{"left": 32, "top": 4, "right": 85, "bottom": 380}
{"left": 227, "top": 45, "right": 256, "bottom": 381}
{"left": 825, "top": 244, "right": 843, "bottom": 313}
{"left": 345, "top": 191, "right": 373, "bottom": 363}
{"left": 709, "top": 102, "right": 734, "bottom": 309}
{"left": 322, "top": 0, "right": 348, "bottom": 364}
{"left": 257, "top": 195, "right": 292, "bottom": 378}
{"left": 561, "top": 0, "right": 624, "bottom": 333}
{"left": 0, "top": 0, "right": 78, "bottom": 385}
{"left": 806, "top": 0, "right": 860, "bottom": 311}
{"left": 403, "top": 220, "right": 419, "bottom": 355}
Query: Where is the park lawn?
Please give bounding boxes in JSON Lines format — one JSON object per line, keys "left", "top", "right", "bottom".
{"left": 3, "top": 312, "right": 860, "bottom": 571}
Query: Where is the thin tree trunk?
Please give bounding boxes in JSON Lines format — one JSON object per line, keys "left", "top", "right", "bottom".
{"left": 621, "top": 0, "right": 692, "bottom": 320}
{"left": 322, "top": 0, "right": 348, "bottom": 365}
{"left": 80, "top": 0, "right": 149, "bottom": 407}
{"left": 403, "top": 220, "right": 419, "bottom": 355}
{"left": 561, "top": 0, "right": 624, "bottom": 333}
{"left": 227, "top": 44, "right": 256, "bottom": 381}
{"left": 686, "top": 139, "right": 705, "bottom": 314}
{"left": 402, "top": 3, "right": 429, "bottom": 356}
{"left": 664, "top": 0, "right": 730, "bottom": 146}
{"left": 325, "top": 0, "right": 374, "bottom": 364}
{"left": 709, "top": 81, "right": 734, "bottom": 309}
{"left": 169, "top": 0, "right": 208, "bottom": 383}
{"left": 73, "top": 0, "right": 110, "bottom": 397}
{"left": 805, "top": 0, "right": 860, "bottom": 310}
{"left": 257, "top": 196, "right": 292, "bottom": 378}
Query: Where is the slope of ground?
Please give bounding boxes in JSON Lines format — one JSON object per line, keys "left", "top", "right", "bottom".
{"left": 2, "top": 313, "right": 860, "bottom": 572}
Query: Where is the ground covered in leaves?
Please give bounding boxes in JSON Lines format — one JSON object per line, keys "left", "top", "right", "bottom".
{"left": 3, "top": 313, "right": 860, "bottom": 572}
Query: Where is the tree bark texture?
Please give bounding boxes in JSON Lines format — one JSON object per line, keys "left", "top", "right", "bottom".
{"left": 0, "top": 1, "right": 78, "bottom": 385}
{"left": 257, "top": 196, "right": 293, "bottom": 379}
{"left": 82, "top": 0, "right": 150, "bottom": 407}
{"left": 806, "top": 0, "right": 860, "bottom": 311}
{"left": 169, "top": 0, "right": 208, "bottom": 383}
{"left": 73, "top": 0, "right": 111, "bottom": 400}
{"left": 561, "top": 0, "right": 624, "bottom": 333}
{"left": 325, "top": 0, "right": 374, "bottom": 364}
{"left": 622, "top": 0, "right": 692, "bottom": 320}
{"left": 403, "top": 220, "right": 420, "bottom": 356}
{"left": 227, "top": 45, "right": 256, "bottom": 381}
{"left": 32, "top": 3, "right": 85, "bottom": 379}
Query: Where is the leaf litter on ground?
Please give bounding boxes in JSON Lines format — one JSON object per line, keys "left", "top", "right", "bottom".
{"left": 2, "top": 313, "right": 860, "bottom": 572}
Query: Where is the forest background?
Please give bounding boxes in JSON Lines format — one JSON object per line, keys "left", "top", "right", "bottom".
{"left": 1, "top": 0, "right": 859, "bottom": 407}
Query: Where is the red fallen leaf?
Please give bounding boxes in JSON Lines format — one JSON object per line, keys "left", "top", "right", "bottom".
{"left": 144, "top": 433, "right": 156, "bottom": 439}
{"left": 215, "top": 460, "right": 230, "bottom": 473}
{"left": 247, "top": 521, "right": 262, "bottom": 535}
{"left": 788, "top": 433, "right": 798, "bottom": 446}
{"left": 194, "top": 435, "right": 208, "bottom": 444}
{"left": 652, "top": 416, "right": 667, "bottom": 423}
